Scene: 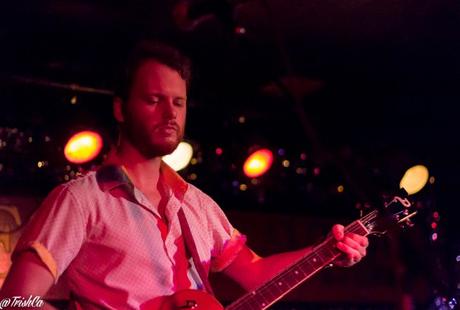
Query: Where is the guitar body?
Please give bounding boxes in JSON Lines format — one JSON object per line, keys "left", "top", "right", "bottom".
{"left": 141, "top": 289, "right": 223, "bottom": 310}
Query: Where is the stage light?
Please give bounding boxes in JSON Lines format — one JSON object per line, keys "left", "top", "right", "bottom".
{"left": 162, "top": 141, "right": 193, "bottom": 171}
{"left": 400, "top": 164, "right": 429, "bottom": 195}
{"left": 64, "top": 131, "right": 103, "bottom": 164}
{"left": 243, "top": 148, "right": 273, "bottom": 178}
{"left": 70, "top": 96, "right": 78, "bottom": 105}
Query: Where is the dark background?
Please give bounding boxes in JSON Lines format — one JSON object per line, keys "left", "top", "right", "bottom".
{"left": 1, "top": 0, "right": 459, "bottom": 308}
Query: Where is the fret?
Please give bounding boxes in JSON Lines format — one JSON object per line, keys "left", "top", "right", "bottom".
{"left": 245, "top": 292, "right": 268, "bottom": 310}
{"left": 298, "top": 256, "right": 318, "bottom": 274}
{"left": 262, "top": 278, "right": 284, "bottom": 295}
{"left": 308, "top": 252, "right": 326, "bottom": 269}
{"left": 291, "top": 267, "right": 307, "bottom": 279}
{"left": 257, "top": 284, "right": 278, "bottom": 301}
{"left": 315, "top": 249, "right": 326, "bottom": 262}
{"left": 317, "top": 243, "right": 338, "bottom": 261}
{"left": 281, "top": 269, "right": 301, "bottom": 286}
{"left": 251, "top": 292, "right": 271, "bottom": 310}
{"left": 265, "top": 276, "right": 290, "bottom": 294}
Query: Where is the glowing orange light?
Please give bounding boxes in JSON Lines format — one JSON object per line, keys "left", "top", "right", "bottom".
{"left": 64, "top": 131, "right": 103, "bottom": 164}
{"left": 400, "top": 164, "right": 429, "bottom": 195}
{"left": 243, "top": 149, "right": 273, "bottom": 178}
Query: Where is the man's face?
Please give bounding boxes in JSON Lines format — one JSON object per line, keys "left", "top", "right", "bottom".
{"left": 119, "top": 60, "right": 187, "bottom": 158}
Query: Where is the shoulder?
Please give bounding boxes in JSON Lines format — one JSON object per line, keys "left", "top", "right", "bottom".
{"left": 57, "top": 170, "right": 100, "bottom": 197}
{"left": 183, "top": 182, "right": 231, "bottom": 222}
{"left": 41, "top": 170, "right": 100, "bottom": 211}
{"left": 184, "top": 182, "right": 219, "bottom": 209}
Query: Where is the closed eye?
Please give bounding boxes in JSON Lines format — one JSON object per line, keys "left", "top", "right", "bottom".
{"left": 174, "top": 98, "right": 186, "bottom": 107}
{"left": 146, "top": 95, "right": 161, "bottom": 104}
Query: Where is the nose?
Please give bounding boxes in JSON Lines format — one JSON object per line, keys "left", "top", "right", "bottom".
{"left": 162, "top": 99, "right": 177, "bottom": 119}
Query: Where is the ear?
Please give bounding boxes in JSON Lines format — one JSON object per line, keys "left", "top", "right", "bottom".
{"left": 113, "top": 97, "right": 125, "bottom": 123}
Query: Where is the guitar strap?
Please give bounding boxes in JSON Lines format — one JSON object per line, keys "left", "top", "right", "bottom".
{"left": 178, "top": 208, "right": 215, "bottom": 295}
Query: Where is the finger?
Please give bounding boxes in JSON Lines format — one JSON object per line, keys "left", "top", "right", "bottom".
{"left": 336, "top": 240, "right": 363, "bottom": 261}
{"left": 347, "top": 233, "right": 369, "bottom": 248}
{"left": 332, "top": 224, "right": 345, "bottom": 241}
{"left": 342, "top": 236, "right": 367, "bottom": 257}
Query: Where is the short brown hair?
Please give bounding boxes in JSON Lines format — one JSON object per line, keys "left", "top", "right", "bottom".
{"left": 114, "top": 40, "right": 191, "bottom": 101}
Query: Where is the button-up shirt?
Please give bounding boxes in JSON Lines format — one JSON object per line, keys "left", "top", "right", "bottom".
{"left": 13, "top": 163, "right": 246, "bottom": 309}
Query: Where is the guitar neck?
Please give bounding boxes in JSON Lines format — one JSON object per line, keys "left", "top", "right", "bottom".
{"left": 226, "top": 219, "right": 370, "bottom": 310}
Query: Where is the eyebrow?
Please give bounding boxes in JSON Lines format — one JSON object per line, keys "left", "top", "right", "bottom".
{"left": 145, "top": 92, "right": 187, "bottom": 100}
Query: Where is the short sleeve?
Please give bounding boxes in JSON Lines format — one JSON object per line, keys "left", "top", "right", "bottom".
{"left": 205, "top": 199, "right": 246, "bottom": 272}
{"left": 12, "top": 184, "right": 87, "bottom": 282}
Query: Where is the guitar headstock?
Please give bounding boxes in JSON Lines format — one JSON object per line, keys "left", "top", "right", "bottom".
{"left": 361, "top": 188, "right": 418, "bottom": 236}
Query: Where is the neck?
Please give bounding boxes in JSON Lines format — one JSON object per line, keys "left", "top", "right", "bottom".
{"left": 114, "top": 138, "right": 162, "bottom": 191}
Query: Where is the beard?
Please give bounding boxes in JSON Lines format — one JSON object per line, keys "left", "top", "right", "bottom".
{"left": 120, "top": 119, "right": 184, "bottom": 159}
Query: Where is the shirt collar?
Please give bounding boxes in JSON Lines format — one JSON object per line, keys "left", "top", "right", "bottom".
{"left": 96, "top": 162, "right": 188, "bottom": 201}
{"left": 96, "top": 165, "right": 132, "bottom": 192}
{"left": 159, "top": 161, "right": 188, "bottom": 201}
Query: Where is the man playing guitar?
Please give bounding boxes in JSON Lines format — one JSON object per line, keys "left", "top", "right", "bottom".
{"left": 0, "top": 41, "right": 368, "bottom": 309}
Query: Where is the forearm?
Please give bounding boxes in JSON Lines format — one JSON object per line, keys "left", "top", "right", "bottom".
{"left": 249, "top": 247, "right": 313, "bottom": 290}
{"left": 224, "top": 246, "right": 312, "bottom": 291}
{"left": 0, "top": 251, "right": 54, "bottom": 301}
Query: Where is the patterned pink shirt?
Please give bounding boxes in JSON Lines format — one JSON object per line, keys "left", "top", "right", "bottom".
{"left": 13, "top": 163, "right": 246, "bottom": 309}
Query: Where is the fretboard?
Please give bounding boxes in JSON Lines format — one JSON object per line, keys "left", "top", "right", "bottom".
{"left": 226, "top": 219, "right": 370, "bottom": 310}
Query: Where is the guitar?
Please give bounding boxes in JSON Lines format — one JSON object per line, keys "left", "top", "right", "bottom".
{"left": 141, "top": 192, "right": 417, "bottom": 310}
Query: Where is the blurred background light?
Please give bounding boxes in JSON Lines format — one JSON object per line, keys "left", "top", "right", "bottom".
{"left": 243, "top": 148, "right": 273, "bottom": 178}
{"left": 162, "top": 141, "right": 194, "bottom": 171}
{"left": 64, "top": 131, "right": 103, "bottom": 164}
{"left": 400, "top": 164, "right": 429, "bottom": 195}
